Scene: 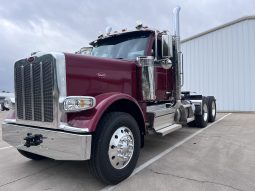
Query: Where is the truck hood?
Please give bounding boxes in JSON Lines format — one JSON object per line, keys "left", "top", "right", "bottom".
{"left": 64, "top": 53, "right": 138, "bottom": 98}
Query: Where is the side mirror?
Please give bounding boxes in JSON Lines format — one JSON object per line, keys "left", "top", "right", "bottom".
{"left": 161, "top": 59, "right": 172, "bottom": 70}
{"left": 161, "top": 34, "right": 173, "bottom": 58}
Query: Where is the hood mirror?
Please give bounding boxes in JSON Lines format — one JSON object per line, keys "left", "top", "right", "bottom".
{"left": 76, "top": 47, "right": 93, "bottom": 55}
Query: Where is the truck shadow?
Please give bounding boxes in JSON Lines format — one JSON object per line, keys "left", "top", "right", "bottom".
{"left": 21, "top": 159, "right": 107, "bottom": 190}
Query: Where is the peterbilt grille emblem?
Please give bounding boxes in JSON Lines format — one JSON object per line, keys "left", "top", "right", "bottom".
{"left": 27, "top": 56, "right": 35, "bottom": 63}
{"left": 97, "top": 73, "right": 106, "bottom": 79}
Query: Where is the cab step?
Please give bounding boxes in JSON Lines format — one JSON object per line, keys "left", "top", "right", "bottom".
{"left": 156, "top": 124, "right": 182, "bottom": 136}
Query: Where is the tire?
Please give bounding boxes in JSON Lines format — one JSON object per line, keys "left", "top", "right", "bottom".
{"left": 187, "top": 120, "right": 196, "bottom": 127}
{"left": 89, "top": 112, "right": 141, "bottom": 185}
{"left": 207, "top": 96, "right": 217, "bottom": 122}
{"left": 194, "top": 97, "right": 209, "bottom": 128}
{"left": 17, "top": 149, "right": 46, "bottom": 160}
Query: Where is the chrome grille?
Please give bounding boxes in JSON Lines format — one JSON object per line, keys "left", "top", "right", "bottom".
{"left": 33, "top": 63, "right": 42, "bottom": 121}
{"left": 15, "top": 56, "right": 54, "bottom": 123}
{"left": 15, "top": 66, "right": 24, "bottom": 119}
{"left": 43, "top": 62, "right": 54, "bottom": 122}
{"left": 24, "top": 64, "right": 32, "bottom": 120}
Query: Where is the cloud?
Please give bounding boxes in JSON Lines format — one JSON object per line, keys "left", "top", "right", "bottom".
{"left": 0, "top": 0, "right": 254, "bottom": 91}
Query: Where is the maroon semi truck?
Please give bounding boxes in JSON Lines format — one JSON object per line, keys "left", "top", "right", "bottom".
{"left": 2, "top": 7, "right": 216, "bottom": 184}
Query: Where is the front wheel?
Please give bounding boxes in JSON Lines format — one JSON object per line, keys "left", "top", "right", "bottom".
{"left": 89, "top": 112, "right": 141, "bottom": 185}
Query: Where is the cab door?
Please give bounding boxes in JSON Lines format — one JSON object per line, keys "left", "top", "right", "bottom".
{"left": 152, "top": 37, "right": 174, "bottom": 101}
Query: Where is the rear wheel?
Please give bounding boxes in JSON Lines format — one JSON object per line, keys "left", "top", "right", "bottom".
{"left": 207, "top": 96, "right": 217, "bottom": 122}
{"left": 195, "top": 97, "right": 209, "bottom": 128}
{"left": 17, "top": 149, "right": 46, "bottom": 160}
{"left": 89, "top": 112, "right": 141, "bottom": 185}
{"left": 187, "top": 120, "right": 196, "bottom": 127}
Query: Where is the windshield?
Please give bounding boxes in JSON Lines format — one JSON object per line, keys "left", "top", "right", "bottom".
{"left": 91, "top": 32, "right": 150, "bottom": 60}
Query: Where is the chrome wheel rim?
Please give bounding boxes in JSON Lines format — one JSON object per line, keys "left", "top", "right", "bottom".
{"left": 203, "top": 103, "right": 208, "bottom": 121}
{"left": 211, "top": 101, "right": 216, "bottom": 118}
{"left": 108, "top": 127, "right": 134, "bottom": 169}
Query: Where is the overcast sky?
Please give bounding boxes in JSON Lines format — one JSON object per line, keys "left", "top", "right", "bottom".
{"left": 0, "top": 0, "right": 254, "bottom": 92}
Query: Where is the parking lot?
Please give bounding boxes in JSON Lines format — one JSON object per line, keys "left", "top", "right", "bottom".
{"left": 0, "top": 111, "right": 255, "bottom": 191}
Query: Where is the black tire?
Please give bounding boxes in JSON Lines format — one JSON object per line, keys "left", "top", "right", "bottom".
{"left": 3, "top": 106, "right": 9, "bottom": 111}
{"left": 17, "top": 149, "right": 46, "bottom": 160}
{"left": 187, "top": 120, "right": 196, "bottom": 127}
{"left": 207, "top": 96, "right": 217, "bottom": 122}
{"left": 89, "top": 112, "right": 141, "bottom": 185}
{"left": 194, "top": 97, "right": 209, "bottom": 128}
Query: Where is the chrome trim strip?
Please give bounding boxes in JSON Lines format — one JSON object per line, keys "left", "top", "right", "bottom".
{"left": 30, "top": 64, "right": 34, "bottom": 120}
{"left": 21, "top": 65, "right": 25, "bottom": 119}
{"left": 2, "top": 122, "right": 91, "bottom": 160}
{"left": 15, "top": 120, "right": 57, "bottom": 129}
{"left": 39, "top": 62, "right": 45, "bottom": 121}
{"left": 4, "top": 119, "right": 89, "bottom": 133}
{"left": 53, "top": 52, "right": 67, "bottom": 125}
{"left": 59, "top": 123, "right": 89, "bottom": 133}
{"left": 155, "top": 30, "right": 158, "bottom": 60}
{"left": 14, "top": 63, "right": 18, "bottom": 120}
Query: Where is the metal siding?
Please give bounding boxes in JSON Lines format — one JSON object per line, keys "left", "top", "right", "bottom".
{"left": 181, "top": 19, "right": 255, "bottom": 111}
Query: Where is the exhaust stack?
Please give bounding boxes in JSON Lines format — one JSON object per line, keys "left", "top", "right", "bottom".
{"left": 173, "top": 6, "right": 182, "bottom": 103}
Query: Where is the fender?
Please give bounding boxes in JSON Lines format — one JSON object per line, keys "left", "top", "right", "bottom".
{"left": 67, "top": 92, "right": 146, "bottom": 133}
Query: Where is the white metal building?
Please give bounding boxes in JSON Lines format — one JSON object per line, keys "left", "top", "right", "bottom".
{"left": 181, "top": 16, "right": 255, "bottom": 112}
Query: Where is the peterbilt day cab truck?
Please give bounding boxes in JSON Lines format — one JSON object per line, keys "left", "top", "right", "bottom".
{"left": 2, "top": 7, "right": 216, "bottom": 184}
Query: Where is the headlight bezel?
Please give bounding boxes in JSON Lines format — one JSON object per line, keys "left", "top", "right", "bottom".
{"left": 62, "top": 96, "right": 96, "bottom": 113}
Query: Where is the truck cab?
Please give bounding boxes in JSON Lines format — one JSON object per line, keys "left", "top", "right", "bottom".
{"left": 87, "top": 29, "right": 174, "bottom": 101}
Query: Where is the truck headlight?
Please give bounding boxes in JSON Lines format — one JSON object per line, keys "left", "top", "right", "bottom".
{"left": 63, "top": 96, "right": 96, "bottom": 112}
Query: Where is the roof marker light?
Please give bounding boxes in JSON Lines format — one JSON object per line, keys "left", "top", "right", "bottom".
{"left": 136, "top": 20, "right": 143, "bottom": 29}
{"left": 105, "top": 26, "right": 112, "bottom": 35}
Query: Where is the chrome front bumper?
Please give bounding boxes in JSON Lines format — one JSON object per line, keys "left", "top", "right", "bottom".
{"left": 2, "top": 122, "right": 92, "bottom": 161}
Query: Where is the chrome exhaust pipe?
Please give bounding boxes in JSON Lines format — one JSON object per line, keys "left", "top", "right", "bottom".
{"left": 173, "top": 6, "right": 181, "bottom": 36}
{"left": 173, "top": 6, "right": 182, "bottom": 104}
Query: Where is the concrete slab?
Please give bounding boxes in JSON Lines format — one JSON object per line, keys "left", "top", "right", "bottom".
{"left": 0, "top": 111, "right": 11, "bottom": 148}
{"left": 0, "top": 113, "right": 254, "bottom": 191}
{"left": 110, "top": 113, "right": 255, "bottom": 191}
